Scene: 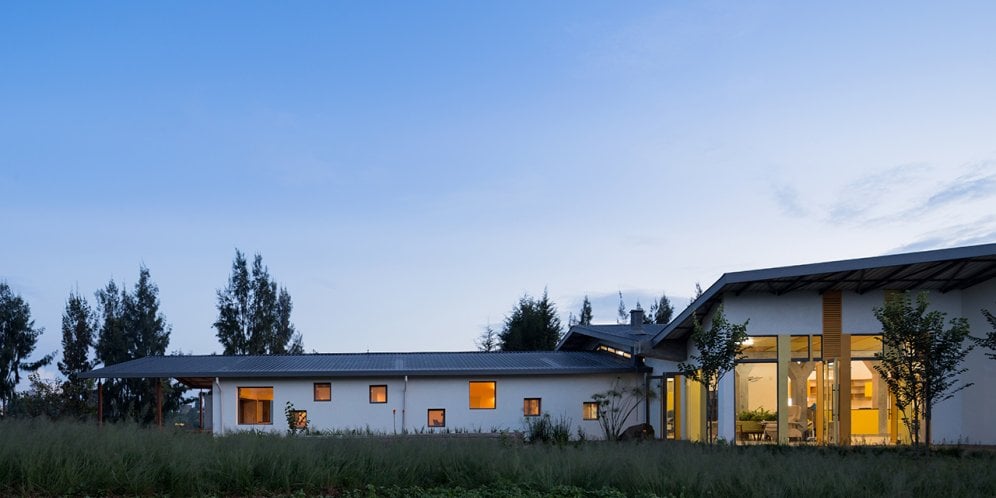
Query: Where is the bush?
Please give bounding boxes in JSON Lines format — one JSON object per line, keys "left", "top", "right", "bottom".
{"left": 738, "top": 407, "right": 776, "bottom": 421}
{"left": 523, "top": 413, "right": 573, "bottom": 445}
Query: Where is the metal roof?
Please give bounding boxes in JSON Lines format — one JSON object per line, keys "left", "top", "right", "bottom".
{"left": 651, "top": 243, "right": 996, "bottom": 344}
{"left": 79, "top": 351, "right": 643, "bottom": 385}
{"left": 557, "top": 323, "right": 666, "bottom": 351}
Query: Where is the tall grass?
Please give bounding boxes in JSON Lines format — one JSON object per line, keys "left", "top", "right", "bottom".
{"left": 0, "top": 419, "right": 994, "bottom": 496}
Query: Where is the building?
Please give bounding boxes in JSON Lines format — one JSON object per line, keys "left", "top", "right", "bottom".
{"left": 81, "top": 243, "right": 996, "bottom": 443}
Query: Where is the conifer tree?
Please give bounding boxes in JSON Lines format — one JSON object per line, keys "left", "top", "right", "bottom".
{"left": 578, "top": 296, "right": 593, "bottom": 326}
{"left": 0, "top": 282, "right": 52, "bottom": 414}
{"left": 215, "top": 250, "right": 303, "bottom": 355}
{"left": 648, "top": 292, "right": 674, "bottom": 325}
{"left": 499, "top": 290, "right": 563, "bottom": 351}
{"left": 59, "top": 290, "right": 96, "bottom": 417}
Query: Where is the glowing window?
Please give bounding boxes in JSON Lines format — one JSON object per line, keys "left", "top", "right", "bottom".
{"left": 369, "top": 385, "right": 387, "bottom": 403}
{"left": 237, "top": 387, "right": 273, "bottom": 425}
{"left": 740, "top": 336, "right": 777, "bottom": 361}
{"left": 523, "top": 398, "right": 541, "bottom": 417}
{"left": 314, "top": 383, "right": 331, "bottom": 402}
{"left": 469, "top": 381, "right": 496, "bottom": 409}
{"left": 850, "top": 335, "right": 883, "bottom": 359}
{"left": 583, "top": 401, "right": 599, "bottom": 420}
{"left": 289, "top": 410, "right": 307, "bottom": 429}
{"left": 428, "top": 409, "right": 446, "bottom": 427}
{"left": 596, "top": 345, "right": 632, "bottom": 359}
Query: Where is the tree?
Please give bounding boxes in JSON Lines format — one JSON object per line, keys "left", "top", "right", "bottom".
{"left": 58, "top": 290, "right": 96, "bottom": 418}
{"left": 678, "top": 305, "right": 748, "bottom": 444}
{"left": 648, "top": 292, "right": 674, "bottom": 325}
{"left": 591, "top": 378, "right": 657, "bottom": 441}
{"left": 578, "top": 296, "right": 593, "bottom": 326}
{"left": 476, "top": 325, "right": 499, "bottom": 352}
{"left": 95, "top": 267, "right": 185, "bottom": 424}
{"left": 498, "top": 290, "right": 563, "bottom": 351}
{"left": 616, "top": 292, "right": 626, "bottom": 324}
{"left": 215, "top": 250, "right": 304, "bottom": 355}
{"left": 977, "top": 305, "right": 996, "bottom": 360}
{"left": 873, "top": 291, "right": 973, "bottom": 449}
{"left": 0, "top": 282, "right": 52, "bottom": 415}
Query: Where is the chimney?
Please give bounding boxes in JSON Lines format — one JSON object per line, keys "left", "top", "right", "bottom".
{"left": 630, "top": 309, "right": 644, "bottom": 329}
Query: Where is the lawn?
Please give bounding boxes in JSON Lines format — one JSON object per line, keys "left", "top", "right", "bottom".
{"left": 0, "top": 419, "right": 994, "bottom": 497}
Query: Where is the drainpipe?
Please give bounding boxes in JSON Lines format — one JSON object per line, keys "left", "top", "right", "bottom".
{"left": 214, "top": 377, "right": 222, "bottom": 435}
{"left": 402, "top": 375, "right": 408, "bottom": 433}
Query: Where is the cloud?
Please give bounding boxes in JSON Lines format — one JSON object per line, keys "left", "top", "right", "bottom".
{"left": 772, "top": 183, "right": 808, "bottom": 217}
{"left": 889, "top": 215, "right": 996, "bottom": 253}
{"left": 825, "top": 163, "right": 931, "bottom": 224}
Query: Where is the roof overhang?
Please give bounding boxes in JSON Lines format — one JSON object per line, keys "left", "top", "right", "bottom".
{"left": 652, "top": 243, "right": 996, "bottom": 345}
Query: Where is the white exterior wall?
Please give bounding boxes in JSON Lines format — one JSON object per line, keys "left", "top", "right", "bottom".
{"left": 211, "top": 373, "right": 645, "bottom": 439}
{"left": 721, "top": 284, "right": 996, "bottom": 445}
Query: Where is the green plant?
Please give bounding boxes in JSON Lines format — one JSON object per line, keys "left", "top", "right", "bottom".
{"left": 738, "top": 407, "right": 775, "bottom": 421}
{"left": 591, "top": 379, "right": 656, "bottom": 441}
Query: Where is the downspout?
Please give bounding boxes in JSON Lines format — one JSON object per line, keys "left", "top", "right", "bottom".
{"left": 402, "top": 375, "right": 408, "bottom": 433}
{"left": 214, "top": 377, "right": 222, "bottom": 435}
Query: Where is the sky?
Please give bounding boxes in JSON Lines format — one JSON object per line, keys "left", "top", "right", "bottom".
{"left": 2, "top": 1, "right": 996, "bottom": 377}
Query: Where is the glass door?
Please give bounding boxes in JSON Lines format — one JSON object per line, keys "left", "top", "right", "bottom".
{"left": 820, "top": 359, "right": 839, "bottom": 444}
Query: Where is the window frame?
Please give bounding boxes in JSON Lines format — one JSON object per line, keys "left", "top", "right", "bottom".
{"left": 582, "top": 401, "right": 599, "bottom": 421}
{"left": 237, "top": 386, "right": 274, "bottom": 425}
{"left": 468, "top": 380, "right": 497, "bottom": 410}
{"left": 369, "top": 384, "right": 388, "bottom": 404}
{"left": 523, "top": 397, "right": 542, "bottom": 417}
{"left": 313, "top": 382, "right": 331, "bottom": 402}
{"left": 427, "top": 408, "right": 446, "bottom": 428}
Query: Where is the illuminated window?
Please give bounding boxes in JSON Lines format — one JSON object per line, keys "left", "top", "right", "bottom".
{"left": 850, "top": 335, "right": 883, "bottom": 359}
{"left": 583, "top": 401, "right": 599, "bottom": 420}
{"left": 237, "top": 387, "right": 273, "bottom": 425}
{"left": 523, "top": 398, "right": 541, "bottom": 417}
{"left": 740, "top": 336, "right": 777, "bottom": 361}
{"left": 314, "top": 383, "right": 331, "bottom": 402}
{"left": 369, "top": 385, "right": 387, "bottom": 403}
{"left": 289, "top": 410, "right": 307, "bottom": 429}
{"left": 427, "top": 409, "right": 446, "bottom": 427}
{"left": 469, "top": 381, "right": 496, "bottom": 409}
{"left": 596, "top": 345, "right": 632, "bottom": 359}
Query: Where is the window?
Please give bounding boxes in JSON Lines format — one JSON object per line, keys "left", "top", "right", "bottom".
{"left": 427, "top": 409, "right": 446, "bottom": 427}
{"left": 583, "top": 401, "right": 599, "bottom": 420}
{"left": 237, "top": 387, "right": 273, "bottom": 425}
{"left": 523, "top": 398, "right": 541, "bottom": 416}
{"left": 596, "top": 344, "right": 632, "bottom": 359}
{"left": 369, "top": 385, "right": 387, "bottom": 403}
{"left": 740, "top": 336, "right": 777, "bottom": 361}
{"left": 469, "top": 381, "right": 496, "bottom": 409}
{"left": 314, "top": 383, "right": 331, "bottom": 402}
{"left": 289, "top": 410, "right": 307, "bottom": 429}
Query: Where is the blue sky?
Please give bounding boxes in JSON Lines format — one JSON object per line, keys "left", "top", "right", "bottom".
{"left": 2, "top": 1, "right": 995, "bottom": 372}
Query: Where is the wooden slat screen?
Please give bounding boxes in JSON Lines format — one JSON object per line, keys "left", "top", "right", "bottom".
{"left": 822, "top": 291, "right": 842, "bottom": 359}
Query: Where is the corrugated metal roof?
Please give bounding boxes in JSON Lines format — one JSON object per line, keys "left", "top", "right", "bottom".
{"left": 651, "top": 243, "right": 996, "bottom": 344}
{"left": 557, "top": 323, "right": 665, "bottom": 351}
{"left": 79, "top": 351, "right": 642, "bottom": 380}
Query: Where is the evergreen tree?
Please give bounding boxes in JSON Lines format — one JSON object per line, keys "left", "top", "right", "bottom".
{"left": 499, "top": 290, "right": 563, "bottom": 351}
{"left": 578, "top": 296, "right": 593, "bottom": 326}
{"left": 873, "top": 291, "right": 973, "bottom": 449}
{"left": 95, "top": 267, "right": 184, "bottom": 424}
{"left": 58, "top": 290, "right": 96, "bottom": 418}
{"left": 616, "top": 292, "right": 627, "bottom": 324}
{"left": 648, "top": 292, "right": 674, "bottom": 325}
{"left": 215, "top": 250, "right": 303, "bottom": 355}
{"left": 0, "top": 282, "right": 52, "bottom": 415}
{"left": 476, "top": 325, "right": 499, "bottom": 352}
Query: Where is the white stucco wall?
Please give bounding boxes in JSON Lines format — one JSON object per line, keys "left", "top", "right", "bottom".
{"left": 211, "top": 373, "right": 646, "bottom": 439}
{"left": 719, "top": 284, "right": 996, "bottom": 445}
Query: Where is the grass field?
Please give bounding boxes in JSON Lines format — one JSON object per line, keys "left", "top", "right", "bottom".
{"left": 1, "top": 419, "right": 994, "bottom": 497}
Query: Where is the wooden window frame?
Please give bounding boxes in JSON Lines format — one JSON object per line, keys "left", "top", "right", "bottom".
{"left": 314, "top": 382, "right": 331, "bottom": 402}
{"left": 523, "top": 397, "right": 542, "bottom": 417}
{"left": 582, "top": 401, "right": 599, "bottom": 421}
{"left": 427, "top": 408, "right": 446, "bottom": 428}
{"left": 237, "top": 386, "right": 273, "bottom": 425}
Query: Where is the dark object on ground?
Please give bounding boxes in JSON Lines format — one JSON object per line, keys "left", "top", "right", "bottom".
{"left": 620, "top": 423, "right": 654, "bottom": 441}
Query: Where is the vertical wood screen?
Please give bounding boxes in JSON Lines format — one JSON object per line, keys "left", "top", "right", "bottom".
{"left": 822, "top": 291, "right": 842, "bottom": 358}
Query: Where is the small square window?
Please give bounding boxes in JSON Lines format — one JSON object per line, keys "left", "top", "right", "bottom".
{"left": 290, "top": 410, "right": 307, "bottom": 429}
{"left": 583, "top": 401, "right": 599, "bottom": 420}
{"left": 428, "top": 408, "right": 446, "bottom": 427}
{"left": 369, "top": 385, "right": 388, "bottom": 403}
{"left": 469, "top": 381, "right": 496, "bottom": 409}
{"left": 238, "top": 387, "right": 273, "bottom": 425}
{"left": 314, "top": 383, "right": 331, "bottom": 402}
{"left": 523, "top": 398, "right": 541, "bottom": 417}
